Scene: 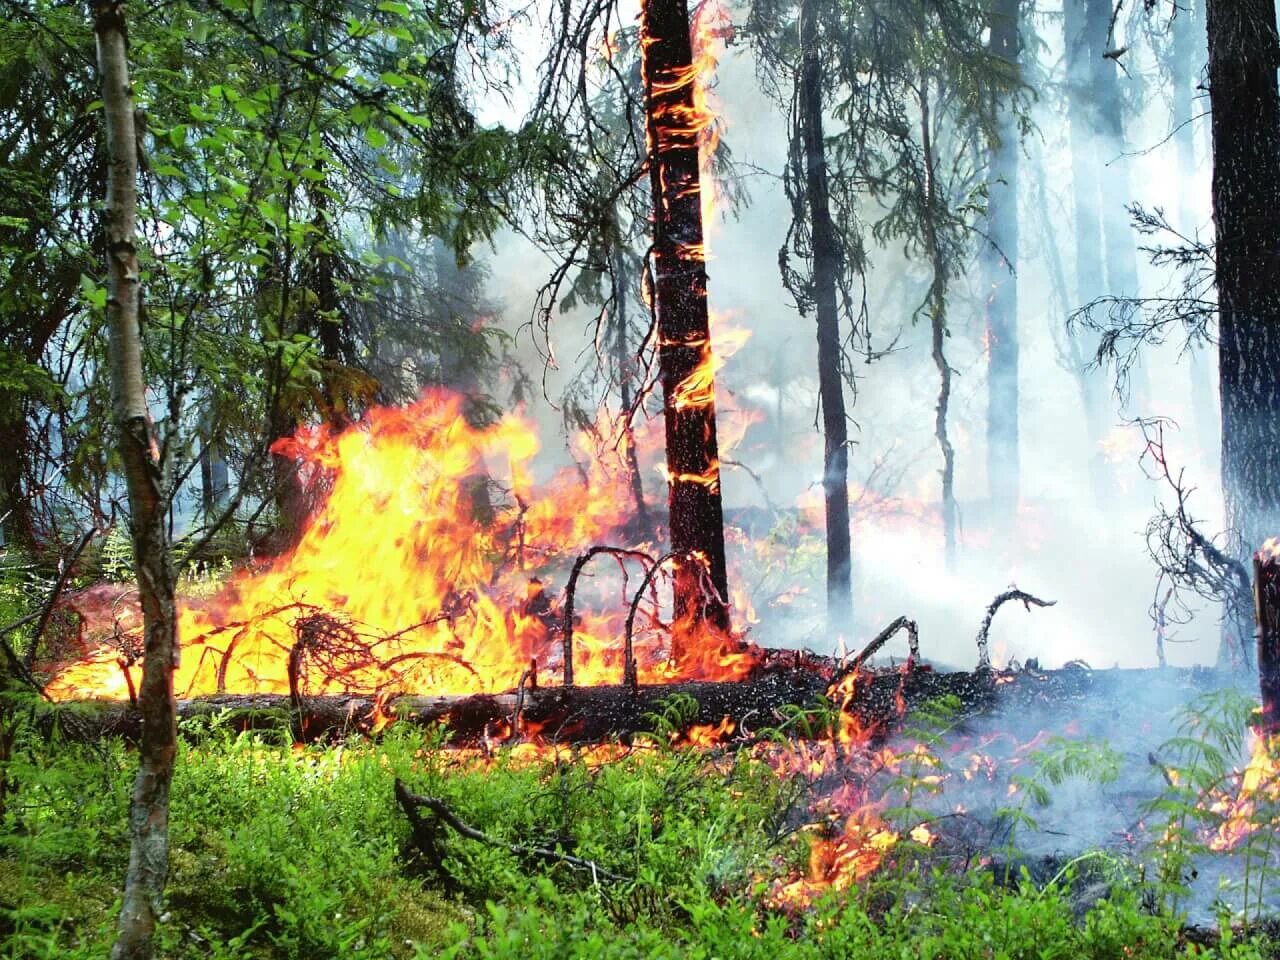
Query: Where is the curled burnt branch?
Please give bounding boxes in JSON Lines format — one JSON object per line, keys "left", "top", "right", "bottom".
{"left": 843, "top": 616, "right": 920, "bottom": 679}
{"left": 562, "top": 545, "right": 656, "bottom": 686}
{"left": 394, "top": 779, "right": 628, "bottom": 883}
{"left": 975, "top": 589, "right": 1056, "bottom": 670}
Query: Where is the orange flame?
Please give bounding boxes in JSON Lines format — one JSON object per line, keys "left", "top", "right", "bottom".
{"left": 45, "top": 389, "right": 761, "bottom": 700}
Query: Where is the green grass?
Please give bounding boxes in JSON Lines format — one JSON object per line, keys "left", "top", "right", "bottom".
{"left": 0, "top": 714, "right": 1275, "bottom": 960}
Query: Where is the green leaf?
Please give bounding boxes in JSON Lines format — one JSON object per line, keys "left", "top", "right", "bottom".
{"left": 168, "top": 124, "right": 188, "bottom": 148}
{"left": 365, "top": 126, "right": 387, "bottom": 149}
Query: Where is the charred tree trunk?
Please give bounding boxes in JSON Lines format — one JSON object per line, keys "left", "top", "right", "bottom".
{"left": 1253, "top": 545, "right": 1280, "bottom": 735}
{"left": 984, "top": 0, "right": 1020, "bottom": 528}
{"left": 1064, "top": 0, "right": 1115, "bottom": 499}
{"left": 798, "top": 1, "right": 852, "bottom": 626}
{"left": 919, "top": 80, "right": 957, "bottom": 570}
{"left": 94, "top": 4, "right": 179, "bottom": 958}
{"left": 1204, "top": 0, "right": 1280, "bottom": 653}
{"left": 640, "top": 0, "right": 732, "bottom": 641}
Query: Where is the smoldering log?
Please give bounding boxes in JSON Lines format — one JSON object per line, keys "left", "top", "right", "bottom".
{"left": 29, "top": 665, "right": 1227, "bottom": 745}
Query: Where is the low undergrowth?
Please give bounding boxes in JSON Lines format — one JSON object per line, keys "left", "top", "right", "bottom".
{"left": 0, "top": 706, "right": 1276, "bottom": 960}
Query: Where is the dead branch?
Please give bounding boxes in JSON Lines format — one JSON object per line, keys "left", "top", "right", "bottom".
{"left": 394, "top": 779, "right": 628, "bottom": 882}
{"left": 975, "top": 589, "right": 1057, "bottom": 670}
{"left": 562, "top": 546, "right": 655, "bottom": 686}
{"left": 848, "top": 616, "right": 920, "bottom": 675}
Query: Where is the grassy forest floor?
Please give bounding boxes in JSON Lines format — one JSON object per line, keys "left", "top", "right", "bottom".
{"left": 3, "top": 564, "right": 1280, "bottom": 959}
{"left": 0, "top": 716, "right": 1277, "bottom": 959}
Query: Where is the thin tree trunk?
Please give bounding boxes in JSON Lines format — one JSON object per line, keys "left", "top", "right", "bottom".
{"left": 1172, "top": 0, "right": 1218, "bottom": 456}
{"left": 984, "top": 0, "right": 1020, "bottom": 528}
{"left": 0, "top": 411, "right": 34, "bottom": 548}
{"left": 1064, "top": 0, "right": 1115, "bottom": 500}
{"left": 95, "top": 4, "right": 178, "bottom": 958}
{"left": 611, "top": 240, "right": 650, "bottom": 528}
{"left": 1086, "top": 0, "right": 1147, "bottom": 408}
{"left": 799, "top": 0, "right": 852, "bottom": 626}
{"left": 919, "top": 80, "right": 956, "bottom": 571}
{"left": 640, "top": 0, "right": 732, "bottom": 645}
{"left": 1204, "top": 0, "right": 1280, "bottom": 654}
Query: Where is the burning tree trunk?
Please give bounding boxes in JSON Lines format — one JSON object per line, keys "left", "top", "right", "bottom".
{"left": 983, "top": 0, "right": 1020, "bottom": 528}
{"left": 94, "top": 4, "right": 179, "bottom": 958}
{"left": 798, "top": 0, "right": 853, "bottom": 626}
{"left": 640, "top": 0, "right": 732, "bottom": 639}
{"left": 1253, "top": 541, "right": 1280, "bottom": 735}
{"left": 1204, "top": 0, "right": 1280, "bottom": 646}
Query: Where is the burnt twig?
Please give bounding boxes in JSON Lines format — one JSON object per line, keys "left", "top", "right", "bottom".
{"left": 975, "top": 588, "right": 1056, "bottom": 670}
{"left": 848, "top": 616, "right": 920, "bottom": 676}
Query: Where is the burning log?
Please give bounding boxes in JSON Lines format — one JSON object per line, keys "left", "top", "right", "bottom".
{"left": 27, "top": 664, "right": 1226, "bottom": 746}
{"left": 1253, "top": 539, "right": 1280, "bottom": 735}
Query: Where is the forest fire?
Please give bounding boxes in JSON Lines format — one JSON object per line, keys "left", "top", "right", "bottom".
{"left": 43, "top": 390, "right": 761, "bottom": 701}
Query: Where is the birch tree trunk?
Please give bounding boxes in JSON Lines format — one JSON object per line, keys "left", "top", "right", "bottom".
{"left": 798, "top": 0, "right": 852, "bottom": 627}
{"left": 640, "top": 0, "right": 732, "bottom": 646}
{"left": 94, "top": 4, "right": 179, "bottom": 958}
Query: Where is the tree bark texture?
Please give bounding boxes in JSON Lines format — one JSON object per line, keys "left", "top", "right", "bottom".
{"left": 640, "top": 0, "right": 732, "bottom": 641}
{"left": 95, "top": 5, "right": 179, "bottom": 958}
{"left": 1204, "top": 0, "right": 1280, "bottom": 595}
{"left": 798, "top": 0, "right": 852, "bottom": 627}
{"left": 1253, "top": 547, "right": 1280, "bottom": 735}
{"left": 983, "top": 0, "right": 1020, "bottom": 525}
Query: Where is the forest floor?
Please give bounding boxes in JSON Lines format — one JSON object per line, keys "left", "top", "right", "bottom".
{"left": 2, "top": 717, "right": 1279, "bottom": 960}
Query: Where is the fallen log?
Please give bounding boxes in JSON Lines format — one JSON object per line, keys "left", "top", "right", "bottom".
{"left": 27, "top": 664, "right": 1230, "bottom": 745}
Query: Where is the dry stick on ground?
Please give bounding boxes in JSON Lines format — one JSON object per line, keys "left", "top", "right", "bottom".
{"left": 394, "top": 780, "right": 629, "bottom": 883}
{"left": 975, "top": 589, "right": 1056, "bottom": 670}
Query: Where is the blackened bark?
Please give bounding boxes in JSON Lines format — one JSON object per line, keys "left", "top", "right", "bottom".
{"left": 640, "top": 0, "right": 732, "bottom": 640}
{"left": 1205, "top": 0, "right": 1280, "bottom": 645}
{"left": 984, "top": 0, "right": 1020, "bottom": 525}
{"left": 799, "top": 0, "right": 852, "bottom": 626}
{"left": 1253, "top": 548, "right": 1280, "bottom": 735}
{"left": 95, "top": 4, "right": 179, "bottom": 958}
